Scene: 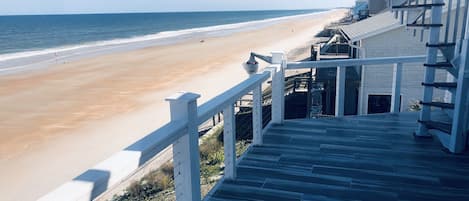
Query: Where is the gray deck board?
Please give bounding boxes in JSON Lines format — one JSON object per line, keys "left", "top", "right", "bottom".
{"left": 205, "top": 113, "right": 469, "bottom": 201}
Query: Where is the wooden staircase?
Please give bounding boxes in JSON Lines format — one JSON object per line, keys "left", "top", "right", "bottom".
{"left": 391, "top": 0, "right": 469, "bottom": 153}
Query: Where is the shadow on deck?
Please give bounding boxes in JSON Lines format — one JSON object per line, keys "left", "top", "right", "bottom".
{"left": 206, "top": 112, "right": 469, "bottom": 201}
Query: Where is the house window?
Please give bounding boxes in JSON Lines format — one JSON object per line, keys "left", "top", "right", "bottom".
{"left": 367, "top": 94, "right": 400, "bottom": 114}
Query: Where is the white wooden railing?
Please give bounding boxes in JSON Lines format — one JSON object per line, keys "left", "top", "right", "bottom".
{"left": 287, "top": 55, "right": 426, "bottom": 116}
{"left": 40, "top": 53, "right": 428, "bottom": 201}
{"left": 39, "top": 52, "right": 286, "bottom": 201}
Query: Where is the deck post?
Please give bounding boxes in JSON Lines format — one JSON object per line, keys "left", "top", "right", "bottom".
{"left": 271, "top": 51, "right": 286, "bottom": 124}
{"left": 391, "top": 63, "right": 403, "bottom": 113}
{"left": 223, "top": 104, "right": 237, "bottom": 180}
{"left": 335, "top": 66, "right": 346, "bottom": 117}
{"left": 166, "top": 92, "right": 201, "bottom": 201}
{"left": 252, "top": 84, "right": 263, "bottom": 145}
{"left": 416, "top": 0, "right": 443, "bottom": 137}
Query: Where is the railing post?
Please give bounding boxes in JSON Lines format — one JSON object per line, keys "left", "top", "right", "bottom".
{"left": 166, "top": 92, "right": 201, "bottom": 201}
{"left": 271, "top": 51, "right": 286, "bottom": 124}
{"left": 391, "top": 63, "right": 403, "bottom": 113}
{"left": 335, "top": 66, "right": 346, "bottom": 117}
{"left": 223, "top": 104, "right": 237, "bottom": 180}
{"left": 252, "top": 84, "right": 263, "bottom": 145}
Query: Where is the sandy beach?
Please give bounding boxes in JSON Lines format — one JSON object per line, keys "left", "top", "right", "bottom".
{"left": 0, "top": 9, "right": 347, "bottom": 201}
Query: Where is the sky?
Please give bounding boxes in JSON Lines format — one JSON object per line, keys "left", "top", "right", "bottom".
{"left": 0, "top": 0, "right": 355, "bottom": 15}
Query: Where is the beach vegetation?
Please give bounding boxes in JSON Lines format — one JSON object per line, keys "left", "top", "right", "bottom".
{"left": 111, "top": 124, "right": 250, "bottom": 201}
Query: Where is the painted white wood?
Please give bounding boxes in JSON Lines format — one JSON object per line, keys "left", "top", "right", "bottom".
{"left": 197, "top": 71, "right": 270, "bottom": 125}
{"left": 391, "top": 63, "right": 403, "bottom": 113}
{"left": 417, "top": 0, "right": 444, "bottom": 137}
{"left": 271, "top": 51, "right": 286, "bottom": 124}
{"left": 450, "top": 5, "right": 469, "bottom": 153}
{"left": 287, "top": 55, "right": 426, "bottom": 69}
{"left": 252, "top": 85, "right": 263, "bottom": 145}
{"left": 335, "top": 66, "right": 346, "bottom": 117}
{"left": 167, "top": 92, "right": 201, "bottom": 201}
{"left": 38, "top": 120, "right": 187, "bottom": 201}
{"left": 353, "top": 21, "right": 447, "bottom": 115}
{"left": 223, "top": 104, "right": 237, "bottom": 180}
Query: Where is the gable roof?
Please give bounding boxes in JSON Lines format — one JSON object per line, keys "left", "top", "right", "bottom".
{"left": 340, "top": 11, "right": 402, "bottom": 42}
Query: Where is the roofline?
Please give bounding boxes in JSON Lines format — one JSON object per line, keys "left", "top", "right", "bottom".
{"left": 345, "top": 22, "right": 403, "bottom": 43}
{"left": 339, "top": 28, "right": 351, "bottom": 41}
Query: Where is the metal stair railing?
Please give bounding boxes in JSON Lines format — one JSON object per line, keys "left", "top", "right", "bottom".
{"left": 392, "top": 0, "right": 469, "bottom": 153}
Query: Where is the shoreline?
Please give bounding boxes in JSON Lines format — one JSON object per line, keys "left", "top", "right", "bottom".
{"left": 0, "top": 9, "right": 347, "bottom": 201}
{"left": 0, "top": 10, "right": 328, "bottom": 75}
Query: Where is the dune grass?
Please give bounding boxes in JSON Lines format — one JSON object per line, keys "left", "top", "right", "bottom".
{"left": 111, "top": 124, "right": 250, "bottom": 201}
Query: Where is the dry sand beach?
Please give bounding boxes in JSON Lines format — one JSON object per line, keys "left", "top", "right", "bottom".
{"left": 0, "top": 9, "right": 347, "bottom": 201}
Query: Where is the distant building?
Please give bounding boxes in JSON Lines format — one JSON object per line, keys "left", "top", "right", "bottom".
{"left": 368, "top": 0, "right": 389, "bottom": 15}
{"left": 340, "top": 12, "right": 447, "bottom": 114}
{"left": 352, "top": 0, "right": 369, "bottom": 20}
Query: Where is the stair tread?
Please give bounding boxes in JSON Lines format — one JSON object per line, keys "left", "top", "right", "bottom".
{"left": 423, "top": 62, "right": 453, "bottom": 67}
{"left": 392, "top": 3, "right": 445, "bottom": 9}
{"left": 426, "top": 42, "right": 456, "bottom": 47}
{"left": 418, "top": 120, "right": 452, "bottom": 134}
{"left": 422, "top": 82, "right": 457, "bottom": 88}
{"left": 420, "top": 101, "right": 455, "bottom": 109}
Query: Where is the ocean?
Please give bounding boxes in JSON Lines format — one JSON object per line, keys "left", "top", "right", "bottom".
{"left": 0, "top": 10, "right": 326, "bottom": 72}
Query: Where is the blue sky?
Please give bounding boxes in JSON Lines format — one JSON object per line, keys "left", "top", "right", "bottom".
{"left": 0, "top": 0, "right": 355, "bottom": 15}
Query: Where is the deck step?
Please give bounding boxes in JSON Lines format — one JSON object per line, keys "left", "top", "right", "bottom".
{"left": 420, "top": 101, "right": 455, "bottom": 109}
{"left": 418, "top": 120, "right": 452, "bottom": 134}
{"left": 426, "top": 43, "right": 456, "bottom": 48}
{"left": 407, "top": 23, "right": 443, "bottom": 28}
{"left": 422, "top": 82, "right": 457, "bottom": 88}
{"left": 423, "top": 62, "right": 453, "bottom": 67}
{"left": 392, "top": 3, "right": 445, "bottom": 9}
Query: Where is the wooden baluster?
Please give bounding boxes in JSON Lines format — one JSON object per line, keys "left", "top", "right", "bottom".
{"left": 335, "top": 66, "right": 346, "bottom": 117}
{"left": 223, "top": 104, "right": 237, "bottom": 180}
{"left": 391, "top": 63, "right": 403, "bottom": 113}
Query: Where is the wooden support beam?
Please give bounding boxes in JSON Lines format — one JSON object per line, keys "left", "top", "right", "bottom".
{"left": 417, "top": 0, "right": 444, "bottom": 137}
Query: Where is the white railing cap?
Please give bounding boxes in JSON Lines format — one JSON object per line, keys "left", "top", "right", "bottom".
{"left": 165, "top": 92, "right": 200, "bottom": 102}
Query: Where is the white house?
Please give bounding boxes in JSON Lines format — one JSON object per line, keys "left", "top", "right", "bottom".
{"left": 341, "top": 11, "right": 448, "bottom": 114}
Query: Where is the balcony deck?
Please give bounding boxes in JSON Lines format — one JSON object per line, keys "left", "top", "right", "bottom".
{"left": 205, "top": 112, "right": 469, "bottom": 201}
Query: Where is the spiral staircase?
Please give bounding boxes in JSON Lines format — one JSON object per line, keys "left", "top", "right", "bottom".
{"left": 391, "top": 0, "right": 469, "bottom": 153}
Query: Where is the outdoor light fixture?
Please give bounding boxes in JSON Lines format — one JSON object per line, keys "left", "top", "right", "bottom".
{"left": 243, "top": 52, "right": 273, "bottom": 75}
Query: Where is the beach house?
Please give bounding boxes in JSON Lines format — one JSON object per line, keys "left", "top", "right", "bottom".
{"left": 340, "top": 11, "right": 447, "bottom": 114}
{"left": 40, "top": 1, "right": 469, "bottom": 200}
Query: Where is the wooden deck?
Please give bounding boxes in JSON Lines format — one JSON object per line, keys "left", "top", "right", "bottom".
{"left": 205, "top": 112, "right": 469, "bottom": 201}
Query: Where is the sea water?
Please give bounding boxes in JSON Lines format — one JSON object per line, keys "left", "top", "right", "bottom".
{"left": 0, "top": 10, "right": 326, "bottom": 72}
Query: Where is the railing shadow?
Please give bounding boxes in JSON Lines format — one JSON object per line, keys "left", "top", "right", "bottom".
{"left": 73, "top": 169, "right": 110, "bottom": 199}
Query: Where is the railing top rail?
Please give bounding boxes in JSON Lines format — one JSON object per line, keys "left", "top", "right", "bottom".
{"left": 39, "top": 120, "right": 187, "bottom": 201}
{"left": 197, "top": 70, "right": 271, "bottom": 125}
{"left": 286, "top": 55, "right": 427, "bottom": 69}
{"left": 41, "top": 65, "right": 273, "bottom": 201}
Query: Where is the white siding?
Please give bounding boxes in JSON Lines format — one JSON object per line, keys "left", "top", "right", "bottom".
{"left": 358, "top": 27, "right": 447, "bottom": 114}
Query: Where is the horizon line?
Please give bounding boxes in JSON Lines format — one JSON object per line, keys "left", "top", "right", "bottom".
{"left": 0, "top": 7, "right": 348, "bottom": 17}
